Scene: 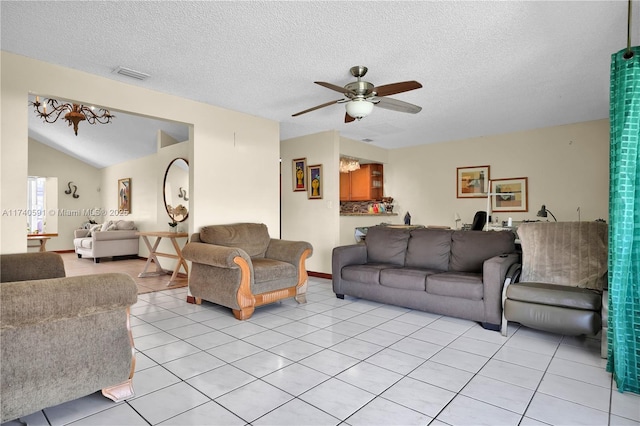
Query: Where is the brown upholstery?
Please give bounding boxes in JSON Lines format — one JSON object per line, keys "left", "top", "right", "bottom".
{"left": 183, "top": 223, "right": 313, "bottom": 320}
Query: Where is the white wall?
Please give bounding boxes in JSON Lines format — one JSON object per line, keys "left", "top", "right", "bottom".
{"left": 280, "top": 131, "right": 340, "bottom": 274}
{"left": 1, "top": 52, "right": 280, "bottom": 254}
{"left": 386, "top": 119, "right": 610, "bottom": 228}
{"left": 28, "top": 138, "right": 102, "bottom": 251}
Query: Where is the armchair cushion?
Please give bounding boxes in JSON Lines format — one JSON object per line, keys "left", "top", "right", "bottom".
{"left": 200, "top": 223, "right": 270, "bottom": 258}
{"left": 506, "top": 282, "right": 602, "bottom": 310}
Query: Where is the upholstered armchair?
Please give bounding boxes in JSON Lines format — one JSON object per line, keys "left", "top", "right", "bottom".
{"left": 501, "top": 221, "right": 608, "bottom": 355}
{"left": 182, "top": 223, "right": 313, "bottom": 320}
{"left": 0, "top": 252, "right": 138, "bottom": 422}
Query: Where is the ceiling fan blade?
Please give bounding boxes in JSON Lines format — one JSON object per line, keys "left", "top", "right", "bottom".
{"left": 374, "top": 80, "right": 422, "bottom": 97}
{"left": 292, "top": 99, "right": 341, "bottom": 117}
{"left": 375, "top": 97, "right": 422, "bottom": 114}
{"left": 344, "top": 112, "right": 355, "bottom": 123}
{"left": 315, "top": 81, "right": 356, "bottom": 96}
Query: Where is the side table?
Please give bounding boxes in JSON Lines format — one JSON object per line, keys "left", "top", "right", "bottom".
{"left": 136, "top": 231, "right": 189, "bottom": 285}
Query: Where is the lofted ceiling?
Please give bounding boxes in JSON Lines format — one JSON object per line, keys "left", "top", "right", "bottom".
{"left": 2, "top": 1, "right": 636, "bottom": 168}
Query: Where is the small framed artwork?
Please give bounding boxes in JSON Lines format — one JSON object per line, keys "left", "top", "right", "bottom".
{"left": 118, "top": 178, "right": 131, "bottom": 214}
{"left": 457, "top": 165, "right": 490, "bottom": 198}
{"left": 292, "top": 158, "right": 307, "bottom": 192}
{"left": 307, "top": 164, "right": 323, "bottom": 199}
{"left": 491, "top": 177, "right": 528, "bottom": 212}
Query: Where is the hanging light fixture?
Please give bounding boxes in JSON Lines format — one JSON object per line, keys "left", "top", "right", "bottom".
{"left": 339, "top": 156, "right": 361, "bottom": 173}
{"left": 29, "top": 97, "right": 115, "bottom": 136}
{"left": 345, "top": 99, "right": 374, "bottom": 120}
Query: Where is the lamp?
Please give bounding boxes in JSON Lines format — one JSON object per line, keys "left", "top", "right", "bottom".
{"left": 537, "top": 204, "right": 557, "bottom": 221}
{"left": 339, "top": 156, "right": 361, "bottom": 173}
{"left": 29, "top": 96, "right": 114, "bottom": 136}
{"left": 345, "top": 99, "right": 374, "bottom": 120}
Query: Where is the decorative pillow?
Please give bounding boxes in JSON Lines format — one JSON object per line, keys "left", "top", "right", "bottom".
{"left": 100, "top": 220, "right": 113, "bottom": 232}
{"left": 107, "top": 223, "right": 117, "bottom": 231}
{"left": 87, "top": 224, "right": 102, "bottom": 237}
{"left": 115, "top": 220, "right": 136, "bottom": 230}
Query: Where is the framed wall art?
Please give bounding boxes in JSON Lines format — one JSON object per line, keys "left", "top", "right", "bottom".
{"left": 491, "top": 177, "right": 528, "bottom": 212}
{"left": 307, "top": 164, "right": 323, "bottom": 199}
{"left": 292, "top": 157, "right": 307, "bottom": 192}
{"left": 457, "top": 165, "right": 490, "bottom": 198}
{"left": 118, "top": 178, "right": 131, "bottom": 213}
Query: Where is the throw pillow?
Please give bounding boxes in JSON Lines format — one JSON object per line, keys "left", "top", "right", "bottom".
{"left": 100, "top": 221, "right": 113, "bottom": 232}
{"left": 115, "top": 220, "right": 136, "bottom": 230}
{"left": 107, "top": 223, "right": 117, "bottom": 231}
{"left": 87, "top": 224, "right": 102, "bottom": 237}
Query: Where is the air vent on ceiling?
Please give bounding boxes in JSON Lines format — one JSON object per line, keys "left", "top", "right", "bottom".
{"left": 113, "top": 66, "right": 150, "bottom": 81}
{"left": 362, "top": 138, "right": 374, "bottom": 143}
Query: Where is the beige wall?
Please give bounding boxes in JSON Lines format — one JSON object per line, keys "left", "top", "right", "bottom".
{"left": 280, "top": 131, "right": 340, "bottom": 273}
{"left": 386, "top": 119, "right": 610, "bottom": 228}
{"left": 1, "top": 52, "right": 280, "bottom": 254}
{"left": 27, "top": 138, "right": 102, "bottom": 251}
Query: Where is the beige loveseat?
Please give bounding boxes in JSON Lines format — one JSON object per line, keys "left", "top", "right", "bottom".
{"left": 74, "top": 220, "right": 139, "bottom": 263}
{"left": 183, "top": 223, "right": 313, "bottom": 320}
{"left": 0, "top": 252, "right": 138, "bottom": 422}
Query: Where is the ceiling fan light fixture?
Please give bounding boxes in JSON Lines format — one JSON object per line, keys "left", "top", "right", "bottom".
{"left": 345, "top": 99, "right": 374, "bottom": 120}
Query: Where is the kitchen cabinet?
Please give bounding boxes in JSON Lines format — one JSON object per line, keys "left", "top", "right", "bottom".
{"left": 340, "top": 163, "right": 383, "bottom": 201}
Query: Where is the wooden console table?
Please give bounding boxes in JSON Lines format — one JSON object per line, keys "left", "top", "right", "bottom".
{"left": 136, "top": 231, "right": 189, "bottom": 285}
{"left": 27, "top": 233, "right": 58, "bottom": 252}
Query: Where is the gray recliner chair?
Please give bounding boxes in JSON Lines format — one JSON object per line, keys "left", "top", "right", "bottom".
{"left": 501, "top": 221, "right": 608, "bottom": 357}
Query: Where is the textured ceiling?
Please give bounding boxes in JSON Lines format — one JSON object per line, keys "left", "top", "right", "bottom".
{"left": 1, "top": 1, "right": 636, "bottom": 167}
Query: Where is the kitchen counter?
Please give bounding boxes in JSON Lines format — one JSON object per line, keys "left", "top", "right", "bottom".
{"left": 340, "top": 212, "right": 398, "bottom": 216}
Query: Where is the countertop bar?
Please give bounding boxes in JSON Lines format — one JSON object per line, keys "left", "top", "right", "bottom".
{"left": 340, "top": 213, "right": 398, "bottom": 216}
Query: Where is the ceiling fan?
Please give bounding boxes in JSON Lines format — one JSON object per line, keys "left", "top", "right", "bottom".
{"left": 292, "top": 65, "right": 423, "bottom": 123}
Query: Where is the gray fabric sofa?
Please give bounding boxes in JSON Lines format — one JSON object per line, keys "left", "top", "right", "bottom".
{"left": 73, "top": 220, "right": 139, "bottom": 263}
{"left": 0, "top": 252, "right": 138, "bottom": 423}
{"left": 183, "top": 223, "right": 313, "bottom": 320}
{"left": 332, "top": 226, "right": 519, "bottom": 329}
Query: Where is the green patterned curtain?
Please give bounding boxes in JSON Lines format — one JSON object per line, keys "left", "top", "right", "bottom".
{"left": 608, "top": 46, "right": 640, "bottom": 394}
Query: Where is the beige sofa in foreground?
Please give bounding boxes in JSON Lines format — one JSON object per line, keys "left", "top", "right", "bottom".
{"left": 0, "top": 252, "right": 138, "bottom": 423}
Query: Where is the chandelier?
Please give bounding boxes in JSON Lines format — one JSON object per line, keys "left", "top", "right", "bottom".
{"left": 29, "top": 97, "right": 114, "bottom": 136}
{"left": 339, "top": 156, "right": 361, "bottom": 173}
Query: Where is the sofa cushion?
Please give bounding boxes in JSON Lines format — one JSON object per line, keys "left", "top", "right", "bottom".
{"left": 74, "top": 238, "right": 93, "bottom": 249}
{"left": 380, "top": 268, "right": 436, "bottom": 291}
{"left": 251, "top": 258, "right": 297, "bottom": 294}
{"left": 506, "top": 281, "right": 602, "bottom": 310}
{"left": 365, "top": 226, "right": 411, "bottom": 266}
{"left": 426, "top": 272, "right": 484, "bottom": 300}
{"left": 449, "top": 230, "right": 515, "bottom": 272}
{"left": 341, "top": 264, "right": 392, "bottom": 284}
{"left": 405, "top": 229, "right": 453, "bottom": 270}
{"left": 200, "top": 223, "right": 270, "bottom": 258}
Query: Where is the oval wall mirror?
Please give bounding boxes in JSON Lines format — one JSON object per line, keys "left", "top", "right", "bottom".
{"left": 163, "top": 158, "right": 189, "bottom": 222}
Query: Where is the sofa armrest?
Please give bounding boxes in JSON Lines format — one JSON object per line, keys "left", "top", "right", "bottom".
{"left": 93, "top": 230, "right": 139, "bottom": 241}
{"left": 182, "top": 241, "right": 251, "bottom": 268}
{"left": 1, "top": 273, "right": 137, "bottom": 328}
{"left": 482, "top": 253, "right": 520, "bottom": 326}
{"left": 265, "top": 239, "right": 313, "bottom": 265}
{"left": 0, "top": 252, "right": 66, "bottom": 283}
{"left": 74, "top": 229, "right": 90, "bottom": 238}
{"left": 332, "top": 244, "right": 367, "bottom": 296}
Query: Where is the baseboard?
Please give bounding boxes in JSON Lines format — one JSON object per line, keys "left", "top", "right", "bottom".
{"left": 308, "top": 271, "right": 332, "bottom": 280}
{"left": 53, "top": 249, "right": 76, "bottom": 253}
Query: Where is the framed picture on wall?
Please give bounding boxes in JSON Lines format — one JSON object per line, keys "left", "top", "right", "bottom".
{"left": 307, "top": 164, "right": 323, "bottom": 199}
{"left": 118, "top": 178, "right": 131, "bottom": 214}
{"left": 457, "top": 165, "right": 490, "bottom": 198}
{"left": 491, "top": 177, "right": 528, "bottom": 212}
{"left": 292, "top": 158, "right": 307, "bottom": 192}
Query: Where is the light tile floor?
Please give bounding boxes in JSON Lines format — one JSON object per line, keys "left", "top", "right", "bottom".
{"left": 4, "top": 277, "right": 639, "bottom": 426}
